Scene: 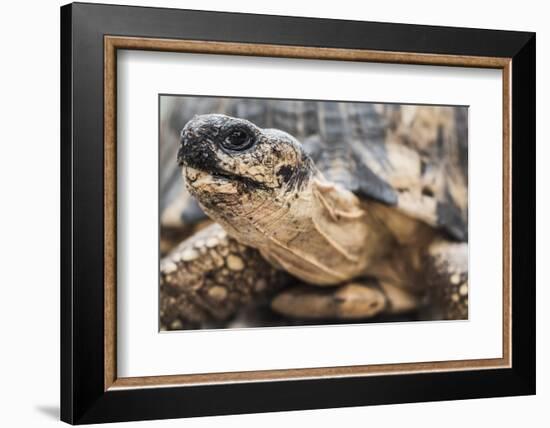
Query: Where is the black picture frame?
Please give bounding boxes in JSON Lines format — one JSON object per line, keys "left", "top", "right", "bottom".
{"left": 61, "top": 2, "right": 535, "bottom": 424}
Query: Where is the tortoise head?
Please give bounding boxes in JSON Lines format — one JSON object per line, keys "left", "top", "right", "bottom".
{"left": 177, "top": 114, "right": 314, "bottom": 235}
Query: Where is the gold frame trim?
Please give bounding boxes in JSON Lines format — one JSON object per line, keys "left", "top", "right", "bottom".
{"left": 104, "top": 36, "right": 512, "bottom": 391}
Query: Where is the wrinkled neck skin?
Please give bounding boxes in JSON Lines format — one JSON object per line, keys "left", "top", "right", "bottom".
{"left": 191, "top": 166, "right": 395, "bottom": 285}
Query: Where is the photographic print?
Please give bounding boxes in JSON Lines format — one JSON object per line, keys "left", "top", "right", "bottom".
{"left": 61, "top": 6, "right": 534, "bottom": 422}
{"left": 159, "top": 96, "right": 468, "bottom": 331}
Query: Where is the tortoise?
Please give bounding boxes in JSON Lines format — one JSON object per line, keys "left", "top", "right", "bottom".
{"left": 160, "top": 100, "right": 468, "bottom": 330}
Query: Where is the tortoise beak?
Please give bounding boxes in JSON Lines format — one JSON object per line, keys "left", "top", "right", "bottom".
{"left": 178, "top": 114, "right": 225, "bottom": 168}
{"left": 177, "top": 118, "right": 208, "bottom": 167}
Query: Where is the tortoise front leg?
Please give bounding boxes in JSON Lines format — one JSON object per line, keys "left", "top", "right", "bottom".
{"left": 425, "top": 239, "right": 468, "bottom": 320}
{"left": 160, "top": 223, "right": 288, "bottom": 330}
{"left": 270, "top": 279, "right": 418, "bottom": 321}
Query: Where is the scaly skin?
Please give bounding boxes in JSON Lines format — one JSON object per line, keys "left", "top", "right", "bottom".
{"left": 425, "top": 239, "right": 468, "bottom": 320}
{"left": 160, "top": 223, "right": 288, "bottom": 330}
{"left": 160, "top": 227, "right": 420, "bottom": 325}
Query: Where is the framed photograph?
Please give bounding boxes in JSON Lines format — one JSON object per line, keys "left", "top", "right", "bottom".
{"left": 60, "top": 2, "right": 535, "bottom": 424}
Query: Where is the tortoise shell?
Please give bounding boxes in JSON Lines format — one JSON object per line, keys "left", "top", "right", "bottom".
{"left": 161, "top": 97, "right": 467, "bottom": 242}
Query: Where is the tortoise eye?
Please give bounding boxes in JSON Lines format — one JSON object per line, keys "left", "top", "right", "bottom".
{"left": 221, "top": 129, "right": 254, "bottom": 151}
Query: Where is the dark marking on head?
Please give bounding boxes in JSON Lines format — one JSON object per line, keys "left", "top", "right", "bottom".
{"left": 289, "top": 159, "right": 314, "bottom": 190}
{"left": 274, "top": 154, "right": 314, "bottom": 191}
{"left": 276, "top": 165, "right": 294, "bottom": 184}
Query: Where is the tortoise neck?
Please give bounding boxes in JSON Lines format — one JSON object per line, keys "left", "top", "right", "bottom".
{"left": 250, "top": 174, "right": 393, "bottom": 285}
